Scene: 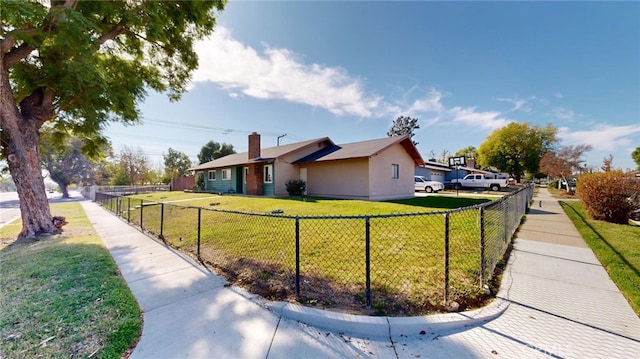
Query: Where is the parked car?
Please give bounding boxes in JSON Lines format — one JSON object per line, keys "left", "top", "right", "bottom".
{"left": 449, "top": 174, "right": 509, "bottom": 192}
{"left": 414, "top": 176, "right": 444, "bottom": 193}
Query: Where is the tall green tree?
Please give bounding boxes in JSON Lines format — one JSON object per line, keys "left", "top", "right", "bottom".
{"left": 477, "top": 122, "right": 557, "bottom": 182}
{"left": 632, "top": 147, "right": 640, "bottom": 170}
{"left": 198, "top": 141, "right": 236, "bottom": 164}
{"left": 1, "top": 0, "right": 226, "bottom": 239}
{"left": 162, "top": 148, "right": 192, "bottom": 183}
{"left": 116, "top": 146, "right": 150, "bottom": 186}
{"left": 387, "top": 116, "right": 420, "bottom": 145}
{"left": 454, "top": 146, "right": 478, "bottom": 160}
{"left": 41, "top": 135, "right": 95, "bottom": 198}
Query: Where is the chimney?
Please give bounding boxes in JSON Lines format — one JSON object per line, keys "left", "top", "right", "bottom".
{"left": 248, "top": 132, "right": 261, "bottom": 159}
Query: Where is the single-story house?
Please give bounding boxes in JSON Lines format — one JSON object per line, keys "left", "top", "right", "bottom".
{"left": 190, "top": 132, "right": 425, "bottom": 201}
{"left": 415, "top": 160, "right": 451, "bottom": 182}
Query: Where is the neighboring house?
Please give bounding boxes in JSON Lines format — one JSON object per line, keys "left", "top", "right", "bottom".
{"left": 190, "top": 133, "right": 425, "bottom": 201}
{"left": 415, "top": 160, "right": 451, "bottom": 183}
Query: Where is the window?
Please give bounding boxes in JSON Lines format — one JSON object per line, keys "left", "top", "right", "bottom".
{"left": 392, "top": 164, "right": 400, "bottom": 179}
{"left": 264, "top": 164, "right": 273, "bottom": 183}
{"left": 221, "top": 168, "right": 231, "bottom": 181}
{"left": 208, "top": 170, "right": 216, "bottom": 181}
{"left": 244, "top": 167, "right": 248, "bottom": 184}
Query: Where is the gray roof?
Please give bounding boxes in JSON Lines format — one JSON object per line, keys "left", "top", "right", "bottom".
{"left": 191, "top": 135, "right": 424, "bottom": 171}
{"left": 190, "top": 137, "right": 331, "bottom": 171}
{"left": 295, "top": 135, "right": 424, "bottom": 165}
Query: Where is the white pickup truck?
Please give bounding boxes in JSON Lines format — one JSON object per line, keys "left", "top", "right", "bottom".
{"left": 450, "top": 174, "right": 509, "bottom": 192}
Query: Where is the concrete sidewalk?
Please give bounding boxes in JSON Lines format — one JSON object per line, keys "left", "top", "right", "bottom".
{"left": 80, "top": 187, "right": 640, "bottom": 358}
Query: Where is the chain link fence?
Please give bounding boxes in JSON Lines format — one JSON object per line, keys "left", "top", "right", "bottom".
{"left": 95, "top": 184, "right": 533, "bottom": 315}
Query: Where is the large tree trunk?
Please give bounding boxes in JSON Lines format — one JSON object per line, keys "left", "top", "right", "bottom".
{"left": 1, "top": 63, "right": 60, "bottom": 240}
{"left": 53, "top": 179, "right": 70, "bottom": 199}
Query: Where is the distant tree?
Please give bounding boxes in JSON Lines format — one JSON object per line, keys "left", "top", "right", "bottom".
{"left": 601, "top": 155, "right": 614, "bottom": 172}
{"left": 198, "top": 141, "right": 236, "bottom": 164}
{"left": 387, "top": 116, "right": 420, "bottom": 145}
{"left": 117, "top": 146, "right": 150, "bottom": 185}
{"left": 439, "top": 149, "right": 450, "bottom": 164}
{"left": 631, "top": 147, "right": 640, "bottom": 170}
{"left": 2, "top": 0, "right": 227, "bottom": 239}
{"left": 454, "top": 146, "right": 478, "bottom": 162}
{"left": 41, "top": 136, "right": 95, "bottom": 198}
{"left": 162, "top": 148, "right": 192, "bottom": 183}
{"left": 539, "top": 144, "right": 592, "bottom": 191}
{"left": 477, "top": 123, "right": 557, "bottom": 182}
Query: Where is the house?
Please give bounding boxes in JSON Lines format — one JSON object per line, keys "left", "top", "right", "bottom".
{"left": 190, "top": 132, "right": 424, "bottom": 200}
{"left": 415, "top": 160, "right": 451, "bottom": 183}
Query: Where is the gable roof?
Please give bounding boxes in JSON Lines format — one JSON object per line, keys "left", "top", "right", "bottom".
{"left": 191, "top": 135, "right": 425, "bottom": 171}
{"left": 295, "top": 135, "right": 425, "bottom": 166}
{"left": 190, "top": 137, "right": 332, "bottom": 171}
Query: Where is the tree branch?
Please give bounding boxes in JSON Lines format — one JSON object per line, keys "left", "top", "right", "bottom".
{"left": 2, "top": 42, "right": 37, "bottom": 69}
{"left": 94, "top": 22, "right": 127, "bottom": 49}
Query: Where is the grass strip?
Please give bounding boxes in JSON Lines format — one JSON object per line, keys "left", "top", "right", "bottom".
{"left": 0, "top": 202, "right": 141, "bottom": 358}
{"left": 560, "top": 201, "right": 640, "bottom": 316}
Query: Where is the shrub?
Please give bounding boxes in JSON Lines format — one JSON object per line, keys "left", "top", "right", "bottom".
{"left": 285, "top": 179, "right": 306, "bottom": 196}
{"left": 577, "top": 171, "right": 640, "bottom": 224}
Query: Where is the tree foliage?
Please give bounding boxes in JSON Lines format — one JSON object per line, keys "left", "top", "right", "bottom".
{"left": 539, "top": 144, "right": 592, "bottom": 179}
{"left": 601, "top": 154, "right": 614, "bottom": 172}
{"left": 163, "top": 148, "right": 192, "bottom": 183}
{"left": 387, "top": 116, "right": 420, "bottom": 145}
{"left": 477, "top": 123, "right": 557, "bottom": 181}
{"left": 1, "top": 0, "right": 226, "bottom": 239}
{"left": 116, "top": 146, "right": 151, "bottom": 185}
{"left": 454, "top": 146, "right": 478, "bottom": 161}
{"left": 41, "top": 135, "right": 95, "bottom": 198}
{"left": 577, "top": 171, "right": 640, "bottom": 224}
{"left": 632, "top": 147, "right": 640, "bottom": 170}
{"left": 197, "top": 141, "right": 236, "bottom": 164}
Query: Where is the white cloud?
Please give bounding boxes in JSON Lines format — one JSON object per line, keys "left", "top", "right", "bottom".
{"left": 558, "top": 124, "right": 640, "bottom": 152}
{"left": 554, "top": 92, "right": 564, "bottom": 99}
{"left": 548, "top": 107, "right": 577, "bottom": 122}
{"left": 191, "top": 27, "right": 515, "bottom": 134}
{"left": 497, "top": 96, "right": 533, "bottom": 113}
{"left": 447, "top": 106, "right": 512, "bottom": 131}
{"left": 192, "top": 27, "right": 381, "bottom": 118}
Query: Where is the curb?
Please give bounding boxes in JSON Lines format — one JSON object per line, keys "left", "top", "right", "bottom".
{"left": 265, "top": 297, "right": 509, "bottom": 338}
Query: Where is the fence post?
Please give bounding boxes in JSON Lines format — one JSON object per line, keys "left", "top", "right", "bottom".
{"left": 444, "top": 212, "right": 450, "bottom": 307}
{"left": 160, "top": 203, "right": 164, "bottom": 239}
{"left": 295, "top": 217, "right": 300, "bottom": 302}
{"left": 479, "top": 207, "right": 485, "bottom": 288}
{"left": 140, "top": 199, "right": 144, "bottom": 233}
{"left": 365, "top": 217, "right": 371, "bottom": 310}
{"left": 503, "top": 199, "right": 509, "bottom": 243}
{"left": 197, "top": 208, "right": 201, "bottom": 259}
{"left": 116, "top": 197, "right": 121, "bottom": 217}
{"left": 127, "top": 198, "right": 131, "bottom": 223}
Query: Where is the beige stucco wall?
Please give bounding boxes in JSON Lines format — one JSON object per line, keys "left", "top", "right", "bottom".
{"left": 367, "top": 143, "right": 415, "bottom": 200}
{"left": 277, "top": 142, "right": 415, "bottom": 200}
{"left": 274, "top": 161, "right": 299, "bottom": 196}
{"left": 303, "top": 158, "right": 370, "bottom": 199}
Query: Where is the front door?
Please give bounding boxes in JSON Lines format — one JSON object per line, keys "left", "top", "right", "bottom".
{"left": 300, "top": 168, "right": 307, "bottom": 195}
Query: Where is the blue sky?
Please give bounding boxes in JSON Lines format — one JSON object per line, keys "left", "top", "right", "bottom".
{"left": 105, "top": 1, "right": 640, "bottom": 171}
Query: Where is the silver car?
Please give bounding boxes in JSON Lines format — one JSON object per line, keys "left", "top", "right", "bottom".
{"left": 414, "top": 176, "right": 444, "bottom": 193}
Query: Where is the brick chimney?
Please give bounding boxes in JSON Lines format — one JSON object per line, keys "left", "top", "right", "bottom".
{"left": 249, "top": 132, "right": 261, "bottom": 160}
{"left": 246, "top": 132, "right": 263, "bottom": 195}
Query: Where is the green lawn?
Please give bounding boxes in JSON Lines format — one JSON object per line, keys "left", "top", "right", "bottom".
{"left": 560, "top": 201, "right": 640, "bottom": 316}
{"left": 104, "top": 192, "right": 505, "bottom": 315}
{"left": 0, "top": 203, "right": 141, "bottom": 358}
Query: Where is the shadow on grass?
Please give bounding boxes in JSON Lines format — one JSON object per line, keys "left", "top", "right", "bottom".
{"left": 560, "top": 202, "right": 640, "bottom": 279}
{"left": 388, "top": 196, "right": 491, "bottom": 210}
